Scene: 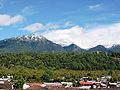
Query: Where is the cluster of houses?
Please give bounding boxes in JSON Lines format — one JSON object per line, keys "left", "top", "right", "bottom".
{"left": 0, "top": 75, "right": 120, "bottom": 90}
{"left": 0, "top": 76, "right": 13, "bottom": 90}
{"left": 79, "top": 76, "right": 120, "bottom": 89}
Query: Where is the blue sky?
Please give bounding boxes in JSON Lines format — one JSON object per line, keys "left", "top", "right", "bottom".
{"left": 0, "top": 0, "right": 120, "bottom": 48}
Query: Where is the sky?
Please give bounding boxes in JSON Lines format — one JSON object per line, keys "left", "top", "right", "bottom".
{"left": 0, "top": 0, "right": 120, "bottom": 48}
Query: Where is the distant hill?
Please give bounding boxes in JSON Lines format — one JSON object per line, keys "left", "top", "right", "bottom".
{"left": 109, "top": 45, "right": 120, "bottom": 52}
{"left": 63, "top": 44, "right": 85, "bottom": 52}
{"left": 88, "top": 45, "right": 109, "bottom": 52}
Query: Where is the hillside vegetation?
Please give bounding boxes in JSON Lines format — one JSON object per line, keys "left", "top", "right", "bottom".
{"left": 0, "top": 52, "right": 120, "bottom": 70}
{"left": 0, "top": 52, "right": 120, "bottom": 89}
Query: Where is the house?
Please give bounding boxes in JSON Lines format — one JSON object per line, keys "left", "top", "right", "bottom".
{"left": 97, "top": 75, "right": 112, "bottom": 83}
{"left": 80, "top": 77, "right": 89, "bottom": 82}
{"left": 79, "top": 86, "right": 91, "bottom": 89}
{"left": 108, "top": 82, "right": 117, "bottom": 88}
{"left": 44, "top": 83, "right": 62, "bottom": 87}
{"left": 79, "top": 81, "right": 96, "bottom": 89}
{"left": 79, "top": 81, "right": 105, "bottom": 89}
{"left": 61, "top": 82, "right": 73, "bottom": 87}
{"left": 117, "top": 82, "right": 120, "bottom": 88}
{"left": 0, "top": 80, "right": 13, "bottom": 90}
{"left": 23, "top": 82, "right": 46, "bottom": 90}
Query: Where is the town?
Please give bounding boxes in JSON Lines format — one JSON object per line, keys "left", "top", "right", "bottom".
{"left": 0, "top": 0, "right": 120, "bottom": 90}
{"left": 0, "top": 75, "right": 120, "bottom": 90}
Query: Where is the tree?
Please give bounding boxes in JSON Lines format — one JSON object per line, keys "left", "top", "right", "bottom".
{"left": 41, "top": 70, "right": 53, "bottom": 82}
{"left": 14, "top": 80, "right": 24, "bottom": 89}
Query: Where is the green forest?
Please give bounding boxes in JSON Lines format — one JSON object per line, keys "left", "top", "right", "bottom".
{"left": 0, "top": 52, "right": 120, "bottom": 89}
{"left": 0, "top": 52, "right": 120, "bottom": 70}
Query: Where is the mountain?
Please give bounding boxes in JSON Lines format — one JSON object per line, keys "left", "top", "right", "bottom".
{"left": 63, "top": 44, "right": 85, "bottom": 52}
{"left": 0, "top": 34, "right": 65, "bottom": 53}
{"left": 109, "top": 45, "right": 120, "bottom": 52}
{"left": 0, "top": 34, "right": 120, "bottom": 53}
{"left": 88, "top": 45, "right": 109, "bottom": 53}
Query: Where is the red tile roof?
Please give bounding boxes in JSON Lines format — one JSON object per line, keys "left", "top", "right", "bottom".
{"left": 79, "top": 81, "right": 94, "bottom": 85}
{"left": 30, "top": 83, "right": 43, "bottom": 87}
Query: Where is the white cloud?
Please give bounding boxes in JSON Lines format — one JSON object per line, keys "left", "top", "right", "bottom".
{"left": 0, "top": 14, "right": 24, "bottom": 26}
{"left": 45, "top": 23, "right": 60, "bottom": 30}
{"left": 44, "top": 25, "right": 84, "bottom": 46}
{"left": 64, "top": 21, "right": 74, "bottom": 27}
{"left": 44, "top": 23, "right": 120, "bottom": 49}
{"left": 23, "top": 22, "right": 62, "bottom": 32}
{"left": 88, "top": 4, "right": 103, "bottom": 10}
{"left": 23, "top": 21, "right": 75, "bottom": 32}
{"left": 23, "top": 23, "right": 44, "bottom": 32}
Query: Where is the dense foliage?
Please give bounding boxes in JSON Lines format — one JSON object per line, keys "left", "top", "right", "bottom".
{"left": 0, "top": 52, "right": 120, "bottom": 89}
{"left": 0, "top": 52, "right": 120, "bottom": 70}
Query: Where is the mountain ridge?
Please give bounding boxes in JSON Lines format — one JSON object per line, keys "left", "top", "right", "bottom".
{"left": 63, "top": 44, "right": 86, "bottom": 52}
{"left": 0, "top": 34, "right": 65, "bottom": 53}
{"left": 0, "top": 34, "right": 120, "bottom": 53}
